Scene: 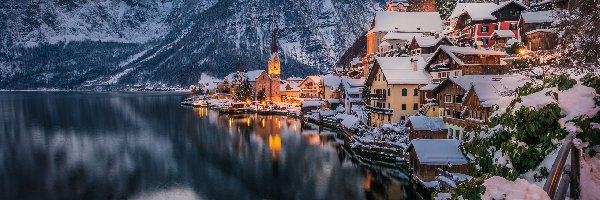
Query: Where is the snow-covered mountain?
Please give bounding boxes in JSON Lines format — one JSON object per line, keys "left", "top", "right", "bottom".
{"left": 0, "top": 0, "right": 385, "bottom": 89}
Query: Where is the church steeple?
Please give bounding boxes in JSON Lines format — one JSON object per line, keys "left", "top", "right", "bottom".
{"left": 267, "top": 13, "right": 280, "bottom": 79}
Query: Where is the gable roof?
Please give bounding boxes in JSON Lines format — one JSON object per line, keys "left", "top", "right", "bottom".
{"left": 408, "top": 116, "right": 447, "bottom": 131}
{"left": 437, "top": 75, "right": 528, "bottom": 107}
{"left": 455, "top": 3, "right": 499, "bottom": 21}
{"left": 410, "top": 139, "right": 468, "bottom": 165}
{"left": 490, "top": 0, "right": 529, "bottom": 14}
{"left": 492, "top": 30, "right": 516, "bottom": 38}
{"left": 426, "top": 45, "right": 506, "bottom": 67}
{"left": 521, "top": 10, "right": 556, "bottom": 24}
{"left": 383, "top": 32, "right": 424, "bottom": 41}
{"left": 321, "top": 74, "right": 343, "bottom": 89}
{"left": 368, "top": 57, "right": 431, "bottom": 85}
{"left": 370, "top": 11, "right": 443, "bottom": 33}
{"left": 413, "top": 36, "right": 451, "bottom": 48}
{"left": 246, "top": 70, "right": 266, "bottom": 81}
{"left": 342, "top": 77, "right": 365, "bottom": 95}
{"left": 299, "top": 76, "right": 322, "bottom": 87}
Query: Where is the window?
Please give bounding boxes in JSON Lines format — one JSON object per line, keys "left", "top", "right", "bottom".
{"left": 455, "top": 95, "right": 464, "bottom": 103}
{"left": 448, "top": 128, "right": 454, "bottom": 138}
{"left": 495, "top": 25, "right": 499, "bottom": 30}
{"left": 413, "top": 103, "right": 419, "bottom": 110}
{"left": 413, "top": 89, "right": 418, "bottom": 96}
{"left": 388, "top": 88, "right": 391, "bottom": 96}
{"left": 441, "top": 72, "right": 448, "bottom": 78}
{"left": 509, "top": 24, "right": 518, "bottom": 30}
{"left": 481, "top": 38, "right": 489, "bottom": 45}
{"left": 388, "top": 103, "right": 390, "bottom": 109}
{"left": 481, "top": 26, "right": 489, "bottom": 32}
{"left": 444, "top": 95, "right": 452, "bottom": 103}
{"left": 402, "top": 104, "right": 407, "bottom": 110}
{"left": 402, "top": 88, "right": 408, "bottom": 96}
{"left": 454, "top": 71, "right": 460, "bottom": 76}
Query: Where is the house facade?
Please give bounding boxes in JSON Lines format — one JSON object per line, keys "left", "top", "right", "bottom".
{"left": 406, "top": 116, "right": 448, "bottom": 141}
{"left": 425, "top": 45, "right": 507, "bottom": 84}
{"left": 408, "top": 139, "right": 469, "bottom": 186}
{"left": 518, "top": 10, "right": 558, "bottom": 51}
{"left": 299, "top": 76, "right": 322, "bottom": 99}
{"left": 340, "top": 78, "right": 365, "bottom": 114}
{"left": 365, "top": 57, "right": 431, "bottom": 126}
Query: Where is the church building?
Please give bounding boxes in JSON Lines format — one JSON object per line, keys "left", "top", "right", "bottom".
{"left": 254, "top": 19, "right": 281, "bottom": 102}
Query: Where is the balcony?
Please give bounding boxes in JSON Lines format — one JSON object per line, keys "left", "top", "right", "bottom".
{"left": 370, "top": 93, "right": 386, "bottom": 100}
{"left": 365, "top": 105, "right": 394, "bottom": 115}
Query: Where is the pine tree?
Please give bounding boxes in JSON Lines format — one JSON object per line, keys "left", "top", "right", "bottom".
{"left": 435, "top": 0, "right": 459, "bottom": 20}
{"left": 553, "top": 0, "right": 600, "bottom": 69}
{"left": 257, "top": 89, "right": 267, "bottom": 102}
{"left": 235, "top": 78, "right": 254, "bottom": 102}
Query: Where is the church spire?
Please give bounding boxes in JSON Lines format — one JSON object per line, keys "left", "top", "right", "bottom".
{"left": 270, "top": 14, "right": 278, "bottom": 54}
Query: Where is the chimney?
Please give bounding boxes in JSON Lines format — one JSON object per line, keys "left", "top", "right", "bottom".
{"left": 410, "top": 57, "right": 418, "bottom": 71}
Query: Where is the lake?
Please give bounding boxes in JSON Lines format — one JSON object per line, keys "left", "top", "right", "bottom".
{"left": 0, "top": 92, "right": 418, "bottom": 200}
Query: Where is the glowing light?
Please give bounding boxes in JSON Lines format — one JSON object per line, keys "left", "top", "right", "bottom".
{"left": 269, "top": 134, "right": 282, "bottom": 158}
{"left": 364, "top": 173, "right": 371, "bottom": 192}
{"left": 261, "top": 119, "right": 266, "bottom": 128}
{"left": 519, "top": 49, "right": 526, "bottom": 56}
{"left": 228, "top": 118, "right": 233, "bottom": 127}
{"left": 278, "top": 121, "right": 281, "bottom": 128}
{"left": 246, "top": 118, "right": 251, "bottom": 127}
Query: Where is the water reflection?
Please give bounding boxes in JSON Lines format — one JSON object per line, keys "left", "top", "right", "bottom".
{"left": 0, "top": 92, "right": 416, "bottom": 200}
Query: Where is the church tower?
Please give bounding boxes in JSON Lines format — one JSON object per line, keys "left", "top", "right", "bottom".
{"left": 267, "top": 17, "right": 281, "bottom": 79}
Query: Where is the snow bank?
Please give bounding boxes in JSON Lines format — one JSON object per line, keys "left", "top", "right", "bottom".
{"left": 557, "top": 83, "right": 599, "bottom": 125}
{"left": 340, "top": 115, "right": 360, "bottom": 129}
{"left": 580, "top": 151, "right": 600, "bottom": 200}
{"left": 482, "top": 176, "right": 550, "bottom": 200}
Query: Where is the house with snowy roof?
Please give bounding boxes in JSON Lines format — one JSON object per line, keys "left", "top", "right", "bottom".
{"left": 386, "top": 0, "right": 410, "bottom": 12}
{"left": 406, "top": 116, "right": 448, "bottom": 141}
{"left": 280, "top": 81, "right": 301, "bottom": 104}
{"left": 320, "top": 74, "right": 343, "bottom": 100}
{"left": 299, "top": 76, "right": 322, "bottom": 99}
{"left": 518, "top": 10, "right": 558, "bottom": 51}
{"left": 432, "top": 75, "right": 527, "bottom": 139}
{"left": 449, "top": 0, "right": 528, "bottom": 48}
{"left": 407, "top": 139, "right": 469, "bottom": 188}
{"left": 490, "top": 30, "right": 518, "bottom": 49}
{"left": 425, "top": 45, "right": 508, "bottom": 84}
{"left": 339, "top": 77, "right": 365, "bottom": 114}
{"left": 366, "top": 11, "right": 443, "bottom": 56}
{"left": 365, "top": 56, "right": 431, "bottom": 126}
{"left": 407, "top": 35, "right": 453, "bottom": 57}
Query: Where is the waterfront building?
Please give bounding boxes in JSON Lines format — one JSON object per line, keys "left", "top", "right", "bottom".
{"left": 339, "top": 77, "right": 365, "bottom": 115}
{"left": 299, "top": 76, "right": 322, "bottom": 99}
{"left": 254, "top": 19, "right": 281, "bottom": 102}
{"left": 365, "top": 57, "right": 431, "bottom": 126}
{"left": 320, "top": 74, "right": 343, "bottom": 100}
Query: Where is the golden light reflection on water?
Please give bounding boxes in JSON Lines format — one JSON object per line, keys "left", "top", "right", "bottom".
{"left": 268, "top": 134, "right": 282, "bottom": 160}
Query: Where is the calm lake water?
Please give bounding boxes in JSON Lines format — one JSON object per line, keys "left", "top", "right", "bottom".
{"left": 0, "top": 92, "right": 417, "bottom": 200}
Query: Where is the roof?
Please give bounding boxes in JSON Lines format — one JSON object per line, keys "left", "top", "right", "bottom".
{"left": 373, "top": 57, "right": 431, "bottom": 85}
{"left": 451, "top": 3, "right": 499, "bottom": 21}
{"left": 492, "top": 30, "right": 516, "bottom": 38}
{"left": 342, "top": 78, "right": 365, "bottom": 95}
{"left": 446, "top": 75, "right": 528, "bottom": 107}
{"left": 525, "top": 28, "right": 555, "bottom": 35}
{"left": 246, "top": 70, "right": 265, "bottom": 81}
{"left": 379, "top": 41, "right": 392, "bottom": 47}
{"left": 301, "top": 100, "right": 326, "bottom": 108}
{"left": 410, "top": 139, "right": 468, "bottom": 165}
{"left": 413, "top": 36, "right": 447, "bottom": 48}
{"left": 427, "top": 45, "right": 506, "bottom": 66}
{"left": 300, "top": 76, "right": 322, "bottom": 87}
{"left": 370, "top": 11, "right": 443, "bottom": 33}
{"left": 420, "top": 83, "right": 439, "bottom": 91}
{"left": 287, "top": 76, "right": 304, "bottom": 82}
{"left": 490, "top": 0, "right": 528, "bottom": 14}
{"left": 383, "top": 32, "right": 424, "bottom": 41}
{"left": 321, "top": 74, "right": 342, "bottom": 89}
{"left": 281, "top": 82, "right": 300, "bottom": 91}
{"left": 521, "top": 10, "right": 556, "bottom": 24}
{"left": 408, "top": 116, "right": 447, "bottom": 131}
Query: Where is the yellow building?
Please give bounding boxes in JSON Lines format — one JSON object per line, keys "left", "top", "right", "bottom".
{"left": 365, "top": 57, "right": 431, "bottom": 126}
{"left": 299, "top": 76, "right": 322, "bottom": 99}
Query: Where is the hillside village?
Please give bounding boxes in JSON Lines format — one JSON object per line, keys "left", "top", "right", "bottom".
{"left": 189, "top": 0, "right": 600, "bottom": 199}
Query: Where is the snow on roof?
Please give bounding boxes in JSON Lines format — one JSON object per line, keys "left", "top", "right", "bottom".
{"left": 281, "top": 82, "right": 300, "bottom": 91}
{"left": 375, "top": 57, "right": 431, "bottom": 85}
{"left": 521, "top": 10, "right": 556, "bottom": 23}
{"left": 430, "top": 45, "right": 506, "bottom": 66}
{"left": 379, "top": 41, "right": 392, "bottom": 47}
{"left": 452, "top": 3, "right": 499, "bottom": 21}
{"left": 414, "top": 36, "right": 446, "bottom": 48}
{"left": 321, "top": 74, "right": 342, "bottom": 89}
{"left": 306, "top": 76, "right": 321, "bottom": 84}
{"left": 301, "top": 100, "right": 326, "bottom": 108}
{"left": 449, "top": 75, "right": 528, "bottom": 107}
{"left": 492, "top": 30, "right": 516, "bottom": 38}
{"left": 340, "top": 114, "right": 360, "bottom": 129}
{"left": 408, "top": 116, "right": 447, "bottom": 131}
{"left": 246, "top": 70, "right": 265, "bottom": 81}
{"left": 420, "top": 83, "right": 439, "bottom": 91}
{"left": 287, "top": 76, "right": 304, "bottom": 82}
{"left": 350, "top": 57, "right": 361, "bottom": 66}
{"left": 411, "top": 139, "right": 468, "bottom": 165}
{"left": 370, "top": 12, "right": 443, "bottom": 33}
{"left": 342, "top": 78, "right": 365, "bottom": 95}
{"left": 525, "top": 28, "right": 555, "bottom": 35}
{"left": 490, "top": 0, "right": 528, "bottom": 14}
{"left": 383, "top": 32, "right": 424, "bottom": 41}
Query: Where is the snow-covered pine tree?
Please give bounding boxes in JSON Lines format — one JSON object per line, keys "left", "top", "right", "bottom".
{"left": 235, "top": 78, "right": 254, "bottom": 102}
{"left": 257, "top": 89, "right": 266, "bottom": 102}
{"left": 435, "top": 0, "right": 459, "bottom": 20}
{"left": 553, "top": 0, "right": 600, "bottom": 69}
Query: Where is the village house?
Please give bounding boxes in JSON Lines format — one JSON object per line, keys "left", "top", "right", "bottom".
{"left": 490, "top": 30, "right": 518, "bottom": 49}
{"left": 432, "top": 75, "right": 526, "bottom": 139}
{"left": 320, "top": 74, "right": 343, "bottom": 100}
{"left": 449, "top": 0, "right": 528, "bottom": 48}
{"left": 299, "top": 76, "right": 322, "bottom": 99}
{"left": 406, "top": 116, "right": 448, "bottom": 141}
{"left": 425, "top": 45, "right": 507, "bottom": 84}
{"left": 280, "top": 80, "right": 301, "bottom": 104}
{"left": 408, "top": 139, "right": 469, "bottom": 189}
{"left": 339, "top": 77, "right": 365, "bottom": 114}
{"left": 518, "top": 10, "right": 558, "bottom": 51}
{"left": 386, "top": 0, "right": 410, "bottom": 12}
{"left": 366, "top": 11, "right": 443, "bottom": 57}
{"left": 407, "top": 35, "right": 453, "bottom": 58}
{"left": 365, "top": 57, "right": 431, "bottom": 126}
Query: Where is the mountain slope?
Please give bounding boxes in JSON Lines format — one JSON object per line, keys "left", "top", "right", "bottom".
{"left": 0, "top": 0, "right": 385, "bottom": 89}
